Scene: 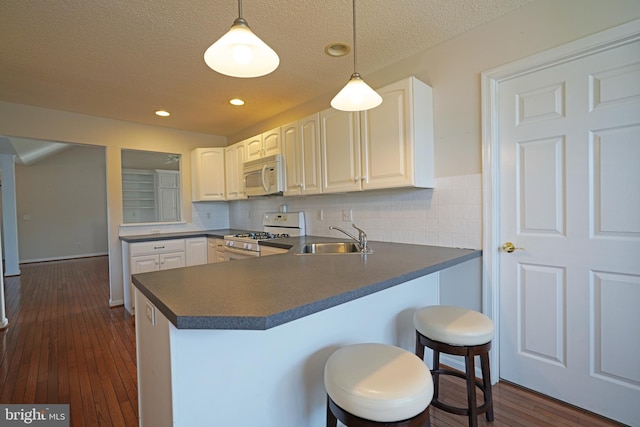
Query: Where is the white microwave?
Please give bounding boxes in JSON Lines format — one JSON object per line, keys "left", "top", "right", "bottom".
{"left": 243, "top": 154, "right": 284, "bottom": 197}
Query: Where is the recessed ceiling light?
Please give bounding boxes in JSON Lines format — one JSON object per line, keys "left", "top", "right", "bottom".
{"left": 229, "top": 98, "right": 245, "bottom": 106}
{"left": 155, "top": 110, "right": 171, "bottom": 117}
{"left": 324, "top": 42, "right": 351, "bottom": 57}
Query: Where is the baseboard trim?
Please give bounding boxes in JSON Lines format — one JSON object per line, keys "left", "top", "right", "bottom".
{"left": 109, "top": 299, "right": 124, "bottom": 308}
{"left": 19, "top": 252, "right": 108, "bottom": 264}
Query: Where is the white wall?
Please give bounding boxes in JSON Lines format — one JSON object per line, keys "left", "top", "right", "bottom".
{"left": 15, "top": 144, "right": 108, "bottom": 262}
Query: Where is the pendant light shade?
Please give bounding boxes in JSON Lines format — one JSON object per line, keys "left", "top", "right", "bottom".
{"left": 331, "top": 72, "right": 382, "bottom": 111}
{"left": 204, "top": 1, "right": 279, "bottom": 78}
{"left": 331, "top": 0, "right": 382, "bottom": 111}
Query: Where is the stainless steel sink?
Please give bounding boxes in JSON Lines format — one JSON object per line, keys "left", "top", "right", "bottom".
{"left": 296, "top": 242, "right": 372, "bottom": 254}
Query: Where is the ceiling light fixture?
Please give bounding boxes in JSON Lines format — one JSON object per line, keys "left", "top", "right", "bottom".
{"left": 229, "top": 98, "right": 245, "bottom": 106}
{"left": 155, "top": 110, "right": 171, "bottom": 117}
{"left": 204, "top": 0, "right": 279, "bottom": 78}
{"left": 331, "top": 0, "right": 382, "bottom": 112}
{"left": 324, "top": 42, "right": 351, "bottom": 58}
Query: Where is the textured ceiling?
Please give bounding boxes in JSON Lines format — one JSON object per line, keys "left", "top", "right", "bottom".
{"left": 0, "top": 0, "right": 532, "bottom": 137}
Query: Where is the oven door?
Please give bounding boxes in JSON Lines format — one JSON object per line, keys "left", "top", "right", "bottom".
{"left": 224, "top": 246, "right": 260, "bottom": 261}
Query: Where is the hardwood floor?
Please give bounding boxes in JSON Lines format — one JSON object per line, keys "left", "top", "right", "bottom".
{"left": 0, "top": 257, "right": 137, "bottom": 427}
{"left": 0, "top": 257, "right": 624, "bottom": 427}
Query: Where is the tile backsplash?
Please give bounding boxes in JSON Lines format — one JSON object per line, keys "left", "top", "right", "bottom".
{"left": 228, "top": 174, "right": 482, "bottom": 250}
{"left": 118, "top": 174, "right": 482, "bottom": 250}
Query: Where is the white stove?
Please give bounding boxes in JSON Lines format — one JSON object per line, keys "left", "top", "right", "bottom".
{"left": 223, "top": 212, "right": 305, "bottom": 260}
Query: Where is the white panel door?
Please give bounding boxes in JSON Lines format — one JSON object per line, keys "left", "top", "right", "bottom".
{"left": 497, "top": 38, "right": 640, "bottom": 424}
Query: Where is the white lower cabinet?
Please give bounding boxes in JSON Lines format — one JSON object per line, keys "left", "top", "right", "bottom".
{"left": 207, "top": 238, "right": 225, "bottom": 263}
{"left": 122, "top": 239, "right": 186, "bottom": 314}
{"left": 185, "top": 237, "right": 207, "bottom": 266}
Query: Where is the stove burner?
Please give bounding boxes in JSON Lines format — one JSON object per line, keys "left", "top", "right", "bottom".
{"left": 232, "top": 232, "right": 290, "bottom": 240}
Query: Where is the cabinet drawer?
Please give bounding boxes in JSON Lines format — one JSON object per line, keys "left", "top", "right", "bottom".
{"left": 130, "top": 239, "right": 185, "bottom": 256}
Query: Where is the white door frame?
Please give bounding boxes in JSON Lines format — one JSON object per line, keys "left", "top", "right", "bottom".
{"left": 481, "top": 18, "right": 640, "bottom": 384}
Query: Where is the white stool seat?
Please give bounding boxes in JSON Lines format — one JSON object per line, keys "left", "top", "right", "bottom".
{"left": 324, "top": 343, "right": 433, "bottom": 423}
{"left": 414, "top": 306, "right": 494, "bottom": 346}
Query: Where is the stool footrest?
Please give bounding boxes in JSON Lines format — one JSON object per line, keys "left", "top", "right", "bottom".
{"left": 328, "top": 397, "right": 431, "bottom": 427}
{"left": 430, "top": 369, "right": 492, "bottom": 417}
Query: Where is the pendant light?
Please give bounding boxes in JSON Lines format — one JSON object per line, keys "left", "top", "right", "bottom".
{"left": 204, "top": 0, "right": 279, "bottom": 78}
{"left": 331, "top": 0, "right": 382, "bottom": 111}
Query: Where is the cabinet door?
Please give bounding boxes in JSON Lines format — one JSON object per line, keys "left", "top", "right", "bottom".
{"left": 207, "top": 238, "right": 219, "bottom": 263}
{"left": 185, "top": 238, "right": 207, "bottom": 266}
{"left": 131, "top": 254, "right": 160, "bottom": 274}
{"left": 361, "top": 77, "right": 434, "bottom": 190}
{"left": 224, "top": 145, "right": 239, "bottom": 199}
{"left": 157, "top": 187, "right": 180, "bottom": 222}
{"left": 225, "top": 142, "right": 247, "bottom": 200}
{"left": 262, "top": 127, "right": 282, "bottom": 157}
{"left": 282, "top": 121, "right": 301, "bottom": 196}
{"left": 191, "top": 148, "right": 225, "bottom": 201}
{"left": 159, "top": 252, "right": 185, "bottom": 270}
{"left": 300, "top": 114, "right": 322, "bottom": 195}
{"left": 320, "top": 108, "right": 361, "bottom": 193}
{"left": 245, "top": 135, "right": 264, "bottom": 161}
{"left": 246, "top": 128, "right": 282, "bottom": 161}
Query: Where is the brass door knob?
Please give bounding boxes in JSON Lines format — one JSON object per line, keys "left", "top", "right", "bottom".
{"left": 502, "top": 242, "right": 524, "bottom": 253}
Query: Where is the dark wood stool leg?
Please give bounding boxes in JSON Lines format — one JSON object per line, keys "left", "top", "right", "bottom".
{"left": 464, "top": 354, "right": 478, "bottom": 427}
{"left": 415, "top": 331, "right": 425, "bottom": 360}
{"left": 480, "top": 352, "right": 494, "bottom": 421}
{"left": 432, "top": 349, "right": 441, "bottom": 401}
{"left": 327, "top": 397, "right": 338, "bottom": 427}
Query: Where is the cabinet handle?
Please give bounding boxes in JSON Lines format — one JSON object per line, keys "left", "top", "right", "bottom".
{"left": 154, "top": 246, "right": 165, "bottom": 250}
{"left": 354, "top": 176, "right": 360, "bottom": 182}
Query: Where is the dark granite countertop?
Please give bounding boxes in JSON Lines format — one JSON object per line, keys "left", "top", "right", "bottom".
{"left": 119, "top": 229, "right": 253, "bottom": 242}
{"left": 132, "top": 236, "right": 481, "bottom": 331}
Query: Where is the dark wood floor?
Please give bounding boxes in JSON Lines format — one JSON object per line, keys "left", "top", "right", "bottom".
{"left": 0, "top": 257, "right": 624, "bottom": 427}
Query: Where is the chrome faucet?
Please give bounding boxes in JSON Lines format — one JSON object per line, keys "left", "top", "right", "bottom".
{"left": 329, "top": 224, "right": 370, "bottom": 253}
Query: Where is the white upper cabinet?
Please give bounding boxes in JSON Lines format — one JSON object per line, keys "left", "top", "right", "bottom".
{"left": 321, "top": 76, "right": 434, "bottom": 193}
{"left": 246, "top": 127, "right": 282, "bottom": 161}
{"left": 320, "top": 108, "right": 362, "bottom": 193}
{"left": 191, "top": 148, "right": 226, "bottom": 201}
{"left": 283, "top": 113, "right": 322, "bottom": 196}
{"left": 225, "top": 141, "right": 247, "bottom": 200}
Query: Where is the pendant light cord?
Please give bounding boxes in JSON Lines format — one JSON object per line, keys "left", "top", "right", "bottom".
{"left": 352, "top": 0, "right": 358, "bottom": 73}
{"left": 238, "top": 0, "right": 243, "bottom": 19}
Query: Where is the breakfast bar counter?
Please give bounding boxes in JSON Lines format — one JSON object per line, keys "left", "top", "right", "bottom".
{"left": 132, "top": 239, "right": 481, "bottom": 427}
{"left": 132, "top": 237, "right": 480, "bottom": 330}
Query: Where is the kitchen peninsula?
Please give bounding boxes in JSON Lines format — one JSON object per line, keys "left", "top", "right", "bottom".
{"left": 132, "top": 237, "right": 480, "bottom": 427}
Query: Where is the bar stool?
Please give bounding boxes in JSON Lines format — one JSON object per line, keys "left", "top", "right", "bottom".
{"left": 413, "top": 306, "right": 494, "bottom": 427}
{"left": 324, "top": 343, "right": 434, "bottom": 426}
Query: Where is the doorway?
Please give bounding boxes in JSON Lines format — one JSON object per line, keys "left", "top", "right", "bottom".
{"left": 482, "top": 19, "right": 640, "bottom": 425}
